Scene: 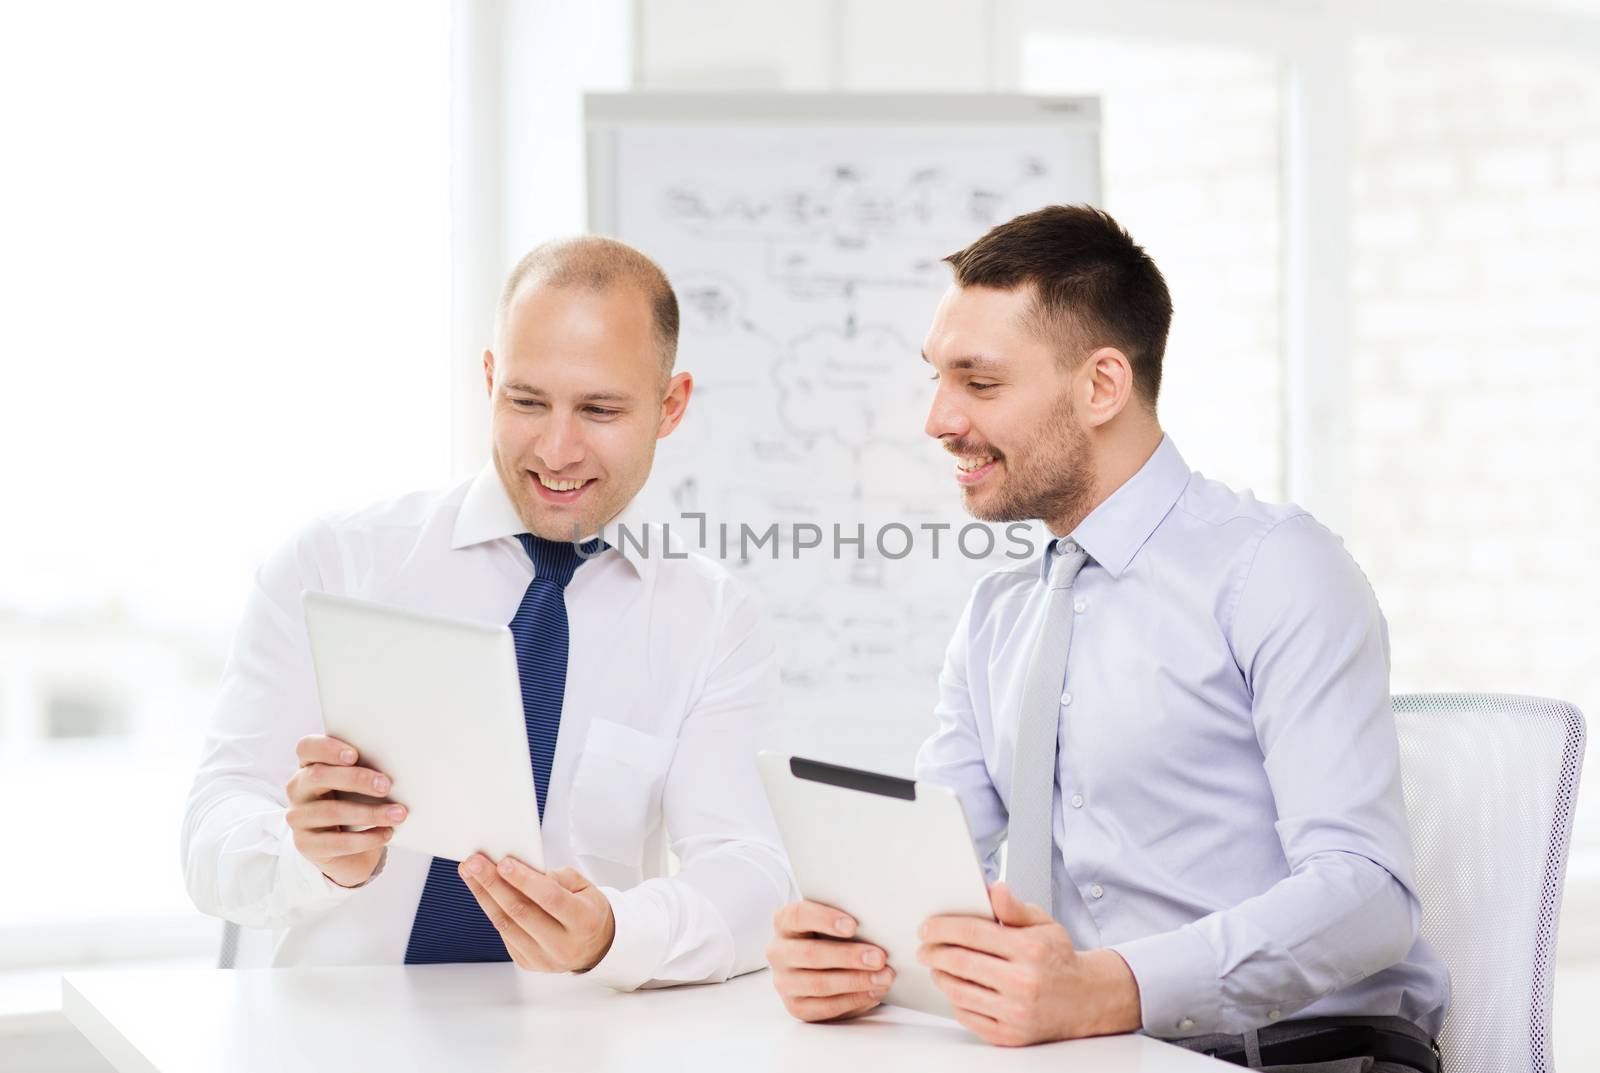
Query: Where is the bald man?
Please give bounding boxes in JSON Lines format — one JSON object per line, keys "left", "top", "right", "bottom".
{"left": 183, "top": 237, "right": 796, "bottom": 987}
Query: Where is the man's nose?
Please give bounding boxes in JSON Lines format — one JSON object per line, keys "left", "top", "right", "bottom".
{"left": 535, "top": 412, "right": 586, "bottom": 471}
{"left": 924, "top": 383, "right": 969, "bottom": 441}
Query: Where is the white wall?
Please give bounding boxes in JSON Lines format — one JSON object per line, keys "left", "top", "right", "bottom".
{"left": 1346, "top": 39, "right": 1600, "bottom": 816}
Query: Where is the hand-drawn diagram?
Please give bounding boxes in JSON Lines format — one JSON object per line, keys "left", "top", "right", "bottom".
{"left": 603, "top": 120, "right": 1099, "bottom": 762}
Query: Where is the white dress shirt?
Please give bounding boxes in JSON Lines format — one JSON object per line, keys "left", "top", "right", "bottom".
{"left": 915, "top": 436, "right": 1450, "bottom": 1038}
{"left": 182, "top": 465, "right": 797, "bottom": 989}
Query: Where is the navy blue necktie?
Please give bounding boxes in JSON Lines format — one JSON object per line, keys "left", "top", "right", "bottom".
{"left": 403, "top": 532, "right": 604, "bottom": 964}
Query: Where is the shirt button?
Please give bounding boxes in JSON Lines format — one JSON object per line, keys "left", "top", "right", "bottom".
{"left": 1059, "top": 691, "right": 1073, "bottom": 706}
{"left": 1073, "top": 598, "right": 1087, "bottom": 613}
{"left": 1089, "top": 884, "right": 1104, "bottom": 899}
{"left": 1268, "top": 1008, "right": 1282, "bottom": 1021}
{"left": 1061, "top": 541, "right": 1078, "bottom": 554}
{"left": 1177, "top": 1018, "right": 1195, "bottom": 1032}
{"left": 1070, "top": 793, "right": 1085, "bottom": 809}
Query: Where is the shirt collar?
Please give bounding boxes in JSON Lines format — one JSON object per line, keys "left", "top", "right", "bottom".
{"left": 1039, "top": 434, "right": 1192, "bottom": 581}
{"left": 451, "top": 464, "right": 657, "bottom": 585}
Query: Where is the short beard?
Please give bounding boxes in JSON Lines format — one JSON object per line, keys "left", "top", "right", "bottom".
{"left": 959, "top": 391, "right": 1094, "bottom": 527}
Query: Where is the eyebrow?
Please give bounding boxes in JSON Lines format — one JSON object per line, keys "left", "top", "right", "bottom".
{"left": 503, "top": 381, "right": 636, "bottom": 404}
{"left": 919, "top": 350, "right": 1006, "bottom": 373}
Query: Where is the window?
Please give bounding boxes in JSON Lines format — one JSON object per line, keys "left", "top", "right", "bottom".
{"left": 0, "top": 0, "right": 451, "bottom": 980}
{"left": 46, "top": 693, "right": 127, "bottom": 741}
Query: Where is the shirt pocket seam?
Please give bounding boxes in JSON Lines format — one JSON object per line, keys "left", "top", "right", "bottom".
{"left": 568, "top": 719, "right": 675, "bottom": 866}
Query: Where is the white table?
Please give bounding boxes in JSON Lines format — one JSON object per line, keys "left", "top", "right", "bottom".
{"left": 63, "top": 965, "right": 1228, "bottom": 1072}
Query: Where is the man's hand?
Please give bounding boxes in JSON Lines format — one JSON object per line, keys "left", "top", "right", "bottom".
{"left": 285, "top": 734, "right": 406, "bottom": 889}
{"left": 917, "top": 882, "right": 1142, "bottom": 1046}
{"left": 767, "top": 900, "right": 896, "bottom": 1022}
{"left": 459, "top": 855, "right": 616, "bottom": 973}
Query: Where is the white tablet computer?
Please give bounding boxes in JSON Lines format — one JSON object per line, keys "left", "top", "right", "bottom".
{"left": 302, "top": 592, "right": 543, "bottom": 869}
{"left": 757, "top": 750, "right": 995, "bottom": 1018}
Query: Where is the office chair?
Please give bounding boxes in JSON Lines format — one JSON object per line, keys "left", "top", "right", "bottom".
{"left": 1394, "top": 693, "right": 1586, "bottom": 1073}
{"left": 217, "top": 919, "right": 240, "bottom": 969}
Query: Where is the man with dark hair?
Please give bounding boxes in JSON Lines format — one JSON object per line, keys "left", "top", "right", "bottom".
{"left": 940, "top": 204, "right": 1172, "bottom": 408}
{"left": 768, "top": 205, "right": 1449, "bottom": 1070}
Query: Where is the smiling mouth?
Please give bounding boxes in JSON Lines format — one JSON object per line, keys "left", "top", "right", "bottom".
{"left": 951, "top": 452, "right": 1001, "bottom": 486}
{"left": 529, "top": 470, "right": 596, "bottom": 504}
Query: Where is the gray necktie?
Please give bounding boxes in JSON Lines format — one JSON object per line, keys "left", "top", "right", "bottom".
{"left": 1005, "top": 539, "right": 1089, "bottom": 912}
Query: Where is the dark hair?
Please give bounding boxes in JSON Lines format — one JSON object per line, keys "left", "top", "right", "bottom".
{"left": 498, "top": 235, "right": 680, "bottom": 377}
{"left": 943, "top": 204, "right": 1172, "bottom": 407}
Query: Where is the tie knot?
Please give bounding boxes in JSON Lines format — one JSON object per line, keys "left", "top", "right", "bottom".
{"left": 1049, "top": 539, "right": 1088, "bottom": 590}
{"left": 517, "top": 533, "right": 608, "bottom": 589}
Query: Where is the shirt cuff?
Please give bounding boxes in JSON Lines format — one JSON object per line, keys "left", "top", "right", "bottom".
{"left": 582, "top": 885, "right": 670, "bottom": 991}
{"left": 272, "top": 812, "right": 383, "bottom": 910}
{"left": 1111, "top": 924, "right": 1223, "bottom": 1038}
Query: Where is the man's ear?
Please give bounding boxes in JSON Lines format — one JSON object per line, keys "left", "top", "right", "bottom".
{"left": 483, "top": 349, "right": 496, "bottom": 398}
{"left": 657, "top": 372, "right": 693, "bottom": 439}
{"left": 1079, "top": 347, "right": 1136, "bottom": 429}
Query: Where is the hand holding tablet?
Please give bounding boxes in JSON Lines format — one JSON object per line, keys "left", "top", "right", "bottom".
{"left": 301, "top": 592, "right": 545, "bottom": 870}
{"left": 757, "top": 752, "right": 996, "bottom": 1019}
{"left": 283, "top": 731, "right": 404, "bottom": 888}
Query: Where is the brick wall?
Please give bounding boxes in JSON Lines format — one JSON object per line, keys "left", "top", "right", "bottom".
{"left": 1346, "top": 42, "right": 1600, "bottom": 837}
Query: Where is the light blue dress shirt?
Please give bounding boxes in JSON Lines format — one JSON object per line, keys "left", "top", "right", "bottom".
{"left": 915, "top": 435, "right": 1449, "bottom": 1039}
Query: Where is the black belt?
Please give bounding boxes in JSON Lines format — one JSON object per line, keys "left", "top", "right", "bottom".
{"left": 1195, "top": 1022, "right": 1440, "bottom": 1073}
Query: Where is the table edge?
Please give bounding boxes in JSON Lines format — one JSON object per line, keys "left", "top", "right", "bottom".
{"left": 61, "top": 973, "right": 163, "bottom": 1073}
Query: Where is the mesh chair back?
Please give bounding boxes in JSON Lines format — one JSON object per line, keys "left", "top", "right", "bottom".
{"left": 1394, "top": 693, "right": 1586, "bottom": 1073}
{"left": 218, "top": 919, "right": 240, "bottom": 968}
